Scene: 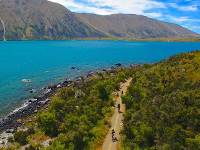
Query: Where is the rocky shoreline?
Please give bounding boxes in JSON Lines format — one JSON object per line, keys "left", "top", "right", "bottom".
{"left": 0, "top": 69, "right": 103, "bottom": 147}
{"left": 0, "top": 79, "right": 71, "bottom": 132}
{"left": 0, "top": 63, "right": 137, "bottom": 148}
{"left": 0, "top": 64, "right": 126, "bottom": 133}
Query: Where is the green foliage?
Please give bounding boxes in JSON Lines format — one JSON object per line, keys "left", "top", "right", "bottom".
{"left": 122, "top": 51, "right": 200, "bottom": 150}
{"left": 45, "top": 141, "right": 65, "bottom": 150}
{"left": 30, "top": 68, "right": 130, "bottom": 149}
{"left": 37, "top": 112, "right": 58, "bottom": 137}
{"left": 58, "top": 87, "right": 75, "bottom": 99}
{"left": 186, "top": 134, "right": 200, "bottom": 150}
{"left": 14, "top": 128, "right": 35, "bottom": 146}
{"left": 25, "top": 143, "right": 42, "bottom": 150}
{"left": 10, "top": 51, "right": 200, "bottom": 150}
{"left": 14, "top": 131, "right": 28, "bottom": 145}
{"left": 96, "top": 83, "right": 110, "bottom": 101}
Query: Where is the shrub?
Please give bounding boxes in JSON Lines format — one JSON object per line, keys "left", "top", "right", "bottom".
{"left": 37, "top": 112, "right": 58, "bottom": 137}
{"left": 14, "top": 131, "right": 28, "bottom": 145}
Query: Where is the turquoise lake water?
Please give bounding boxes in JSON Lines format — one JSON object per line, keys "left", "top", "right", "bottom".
{"left": 0, "top": 40, "right": 200, "bottom": 117}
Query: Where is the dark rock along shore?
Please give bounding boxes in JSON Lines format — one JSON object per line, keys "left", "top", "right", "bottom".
{"left": 0, "top": 79, "right": 73, "bottom": 132}
{"left": 0, "top": 65, "right": 126, "bottom": 133}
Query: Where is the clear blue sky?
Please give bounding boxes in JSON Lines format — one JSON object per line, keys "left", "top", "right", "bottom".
{"left": 49, "top": 0, "right": 200, "bottom": 33}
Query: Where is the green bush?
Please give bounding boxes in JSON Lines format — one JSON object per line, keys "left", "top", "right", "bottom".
{"left": 14, "top": 128, "right": 35, "bottom": 145}
{"left": 122, "top": 51, "right": 200, "bottom": 150}
{"left": 37, "top": 112, "right": 58, "bottom": 137}
{"left": 14, "top": 131, "right": 28, "bottom": 145}
{"left": 97, "top": 83, "right": 110, "bottom": 101}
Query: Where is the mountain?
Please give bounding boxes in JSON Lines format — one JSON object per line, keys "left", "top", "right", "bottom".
{"left": 76, "top": 13, "right": 198, "bottom": 39}
{"left": 0, "top": 0, "right": 198, "bottom": 40}
{"left": 0, "top": 0, "right": 105, "bottom": 40}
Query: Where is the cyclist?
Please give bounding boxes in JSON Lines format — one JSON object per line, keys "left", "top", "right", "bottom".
{"left": 117, "top": 104, "right": 121, "bottom": 113}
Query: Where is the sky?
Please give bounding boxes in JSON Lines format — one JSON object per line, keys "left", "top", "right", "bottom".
{"left": 49, "top": 0, "right": 200, "bottom": 33}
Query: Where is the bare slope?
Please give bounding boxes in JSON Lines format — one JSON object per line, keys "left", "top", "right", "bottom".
{"left": 0, "top": 0, "right": 198, "bottom": 40}
{"left": 0, "top": 0, "right": 105, "bottom": 40}
{"left": 76, "top": 13, "right": 198, "bottom": 39}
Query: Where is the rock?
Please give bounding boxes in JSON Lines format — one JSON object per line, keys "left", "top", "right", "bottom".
{"left": 57, "top": 84, "right": 61, "bottom": 88}
{"left": 111, "top": 66, "right": 115, "bottom": 70}
{"left": 28, "top": 99, "right": 37, "bottom": 103}
{"left": 71, "top": 67, "right": 76, "bottom": 70}
{"left": 44, "top": 88, "right": 52, "bottom": 94}
{"left": 42, "top": 139, "right": 53, "bottom": 147}
{"left": 21, "top": 79, "right": 32, "bottom": 83}
{"left": 29, "top": 89, "right": 36, "bottom": 93}
{"left": 87, "top": 72, "right": 95, "bottom": 77}
{"left": 38, "top": 99, "right": 50, "bottom": 105}
{"left": 47, "top": 85, "right": 57, "bottom": 90}
{"left": 115, "top": 63, "right": 122, "bottom": 67}
{"left": 0, "top": 131, "right": 13, "bottom": 148}
{"left": 5, "top": 129, "right": 14, "bottom": 134}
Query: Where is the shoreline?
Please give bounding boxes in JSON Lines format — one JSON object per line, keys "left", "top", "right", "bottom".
{"left": 0, "top": 77, "right": 72, "bottom": 132}
{"left": 0, "top": 64, "right": 130, "bottom": 133}
{"left": 1, "top": 37, "right": 200, "bottom": 42}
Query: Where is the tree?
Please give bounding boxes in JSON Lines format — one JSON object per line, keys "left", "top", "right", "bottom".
{"left": 14, "top": 131, "right": 28, "bottom": 145}
{"left": 37, "top": 112, "right": 58, "bottom": 137}
{"left": 97, "top": 83, "right": 109, "bottom": 101}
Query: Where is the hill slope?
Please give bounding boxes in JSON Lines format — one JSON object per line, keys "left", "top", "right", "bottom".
{"left": 76, "top": 13, "right": 198, "bottom": 39}
{"left": 122, "top": 51, "right": 200, "bottom": 149}
{"left": 0, "top": 0, "right": 105, "bottom": 40}
{"left": 1, "top": 51, "right": 200, "bottom": 149}
{"left": 0, "top": 0, "right": 198, "bottom": 40}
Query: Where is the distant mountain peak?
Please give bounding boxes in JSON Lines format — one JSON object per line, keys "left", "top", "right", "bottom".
{"left": 76, "top": 13, "right": 198, "bottom": 39}
{"left": 0, "top": 0, "right": 198, "bottom": 40}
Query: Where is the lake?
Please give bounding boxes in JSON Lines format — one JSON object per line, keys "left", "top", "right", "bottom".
{"left": 0, "top": 40, "right": 200, "bottom": 117}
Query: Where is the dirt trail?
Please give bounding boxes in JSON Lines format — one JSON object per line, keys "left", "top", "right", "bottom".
{"left": 102, "top": 78, "right": 132, "bottom": 150}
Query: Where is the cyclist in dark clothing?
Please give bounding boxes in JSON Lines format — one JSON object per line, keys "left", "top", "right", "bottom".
{"left": 117, "top": 104, "right": 121, "bottom": 113}
{"left": 112, "top": 129, "right": 115, "bottom": 140}
{"left": 111, "top": 129, "right": 117, "bottom": 142}
{"left": 112, "top": 129, "right": 115, "bottom": 135}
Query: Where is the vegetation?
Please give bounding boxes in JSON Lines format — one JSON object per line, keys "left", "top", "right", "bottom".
{"left": 8, "top": 68, "right": 131, "bottom": 149}
{"left": 128, "top": 37, "right": 200, "bottom": 42}
{"left": 4, "top": 51, "right": 200, "bottom": 150}
{"left": 13, "top": 128, "right": 35, "bottom": 146}
{"left": 122, "top": 51, "right": 200, "bottom": 149}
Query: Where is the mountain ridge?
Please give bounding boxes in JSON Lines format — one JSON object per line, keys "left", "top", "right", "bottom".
{"left": 0, "top": 0, "right": 199, "bottom": 40}
{"left": 0, "top": 0, "right": 106, "bottom": 40}
{"left": 76, "top": 13, "right": 198, "bottom": 39}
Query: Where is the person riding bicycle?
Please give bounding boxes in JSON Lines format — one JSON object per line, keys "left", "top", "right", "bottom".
{"left": 117, "top": 104, "right": 121, "bottom": 112}
{"left": 112, "top": 129, "right": 115, "bottom": 135}
{"left": 111, "top": 128, "right": 118, "bottom": 142}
